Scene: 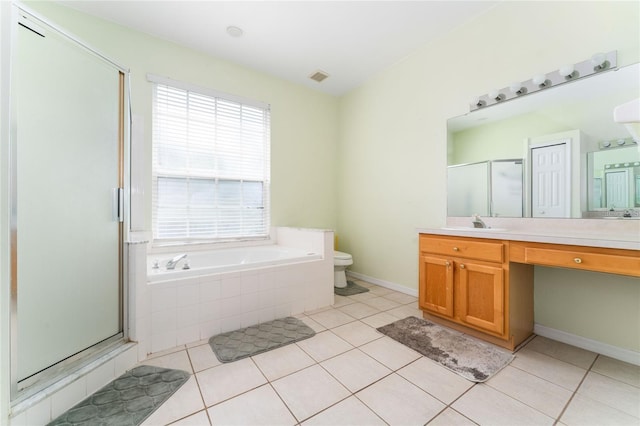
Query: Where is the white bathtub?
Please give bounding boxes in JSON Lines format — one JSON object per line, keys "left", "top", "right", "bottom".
{"left": 144, "top": 229, "right": 334, "bottom": 354}
{"left": 148, "top": 245, "right": 322, "bottom": 282}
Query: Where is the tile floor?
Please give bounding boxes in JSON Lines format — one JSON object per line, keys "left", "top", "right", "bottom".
{"left": 136, "top": 279, "right": 640, "bottom": 426}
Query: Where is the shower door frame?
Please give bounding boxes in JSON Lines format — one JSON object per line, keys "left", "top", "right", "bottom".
{"left": 8, "top": 4, "right": 131, "bottom": 402}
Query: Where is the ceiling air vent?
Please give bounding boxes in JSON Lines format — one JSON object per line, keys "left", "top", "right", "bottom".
{"left": 309, "top": 70, "right": 329, "bottom": 83}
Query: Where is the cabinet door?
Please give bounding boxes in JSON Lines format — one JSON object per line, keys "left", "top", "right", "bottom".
{"left": 419, "top": 255, "right": 454, "bottom": 317}
{"left": 458, "top": 262, "right": 504, "bottom": 335}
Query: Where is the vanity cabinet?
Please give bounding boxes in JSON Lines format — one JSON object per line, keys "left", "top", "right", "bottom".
{"left": 419, "top": 234, "right": 534, "bottom": 350}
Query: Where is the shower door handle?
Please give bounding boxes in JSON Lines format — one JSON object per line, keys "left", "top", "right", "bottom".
{"left": 113, "top": 187, "right": 124, "bottom": 222}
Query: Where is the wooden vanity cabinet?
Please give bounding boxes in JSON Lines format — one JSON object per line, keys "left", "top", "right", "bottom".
{"left": 419, "top": 234, "right": 534, "bottom": 350}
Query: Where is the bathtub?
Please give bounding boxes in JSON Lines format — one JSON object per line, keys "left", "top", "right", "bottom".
{"left": 144, "top": 229, "right": 334, "bottom": 354}
{"left": 148, "top": 245, "right": 322, "bottom": 282}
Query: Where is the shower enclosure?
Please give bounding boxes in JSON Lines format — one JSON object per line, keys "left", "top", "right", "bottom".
{"left": 8, "top": 6, "right": 129, "bottom": 399}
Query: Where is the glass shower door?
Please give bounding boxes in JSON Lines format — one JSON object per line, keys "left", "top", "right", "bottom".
{"left": 13, "top": 15, "right": 123, "bottom": 388}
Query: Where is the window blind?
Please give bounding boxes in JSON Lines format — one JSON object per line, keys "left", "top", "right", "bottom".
{"left": 150, "top": 76, "right": 270, "bottom": 241}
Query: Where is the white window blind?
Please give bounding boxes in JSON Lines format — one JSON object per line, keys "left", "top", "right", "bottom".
{"left": 150, "top": 75, "right": 270, "bottom": 241}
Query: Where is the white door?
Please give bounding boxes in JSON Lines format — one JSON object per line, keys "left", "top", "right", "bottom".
{"left": 531, "top": 143, "right": 569, "bottom": 217}
{"left": 605, "top": 169, "right": 630, "bottom": 208}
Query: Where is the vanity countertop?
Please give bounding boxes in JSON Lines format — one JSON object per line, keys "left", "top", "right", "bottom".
{"left": 417, "top": 218, "right": 640, "bottom": 251}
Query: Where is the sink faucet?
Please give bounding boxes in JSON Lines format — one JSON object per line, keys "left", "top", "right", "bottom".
{"left": 472, "top": 214, "right": 488, "bottom": 228}
{"left": 166, "top": 253, "right": 187, "bottom": 270}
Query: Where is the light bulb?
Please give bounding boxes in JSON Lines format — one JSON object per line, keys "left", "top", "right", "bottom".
{"left": 591, "top": 52, "right": 607, "bottom": 69}
{"left": 488, "top": 89, "right": 503, "bottom": 101}
{"left": 559, "top": 64, "right": 575, "bottom": 78}
{"left": 470, "top": 96, "right": 485, "bottom": 108}
{"left": 509, "top": 82, "right": 523, "bottom": 94}
{"left": 532, "top": 74, "right": 547, "bottom": 87}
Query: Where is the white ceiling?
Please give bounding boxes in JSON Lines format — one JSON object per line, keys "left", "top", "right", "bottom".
{"left": 59, "top": 1, "right": 498, "bottom": 96}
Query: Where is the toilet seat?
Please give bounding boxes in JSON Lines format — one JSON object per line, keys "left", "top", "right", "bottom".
{"left": 334, "top": 251, "right": 352, "bottom": 261}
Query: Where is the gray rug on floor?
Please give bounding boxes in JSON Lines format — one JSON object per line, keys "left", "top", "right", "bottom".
{"left": 47, "top": 365, "right": 189, "bottom": 426}
{"left": 209, "top": 316, "right": 315, "bottom": 363}
{"left": 377, "top": 316, "right": 514, "bottom": 382}
{"left": 334, "top": 280, "right": 370, "bottom": 296}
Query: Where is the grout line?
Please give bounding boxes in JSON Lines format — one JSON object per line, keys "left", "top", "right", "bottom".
{"left": 554, "top": 353, "right": 600, "bottom": 424}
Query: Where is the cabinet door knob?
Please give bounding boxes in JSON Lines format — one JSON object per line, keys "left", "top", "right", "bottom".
{"left": 574, "top": 258, "right": 582, "bottom": 264}
{"left": 460, "top": 264, "right": 466, "bottom": 269}
{"left": 453, "top": 247, "right": 459, "bottom": 251}
{"left": 445, "top": 261, "right": 451, "bottom": 267}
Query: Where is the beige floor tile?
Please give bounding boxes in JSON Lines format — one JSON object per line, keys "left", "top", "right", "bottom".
{"left": 140, "top": 349, "right": 193, "bottom": 374}
{"left": 331, "top": 321, "right": 383, "bottom": 347}
{"left": 398, "top": 358, "right": 473, "bottom": 404}
{"left": 302, "top": 396, "right": 386, "bottom": 426}
{"left": 359, "top": 336, "right": 421, "bottom": 370}
{"left": 296, "top": 331, "right": 353, "bottom": 362}
{"left": 321, "top": 349, "right": 391, "bottom": 392}
{"left": 252, "top": 343, "right": 315, "bottom": 381}
{"left": 272, "top": 365, "right": 350, "bottom": 422}
{"left": 337, "top": 302, "right": 381, "bottom": 320}
{"left": 383, "top": 291, "right": 418, "bottom": 305}
{"left": 187, "top": 343, "right": 221, "bottom": 373}
{"left": 297, "top": 316, "right": 327, "bottom": 333}
{"left": 524, "top": 336, "right": 597, "bottom": 369}
{"left": 577, "top": 371, "right": 640, "bottom": 418}
{"left": 486, "top": 365, "right": 573, "bottom": 418}
{"left": 591, "top": 355, "right": 640, "bottom": 388}
{"left": 361, "top": 296, "right": 401, "bottom": 311}
{"left": 356, "top": 373, "right": 445, "bottom": 425}
{"left": 427, "top": 408, "right": 476, "bottom": 426}
{"left": 347, "top": 291, "right": 378, "bottom": 302}
{"left": 560, "top": 393, "right": 640, "bottom": 426}
{"left": 511, "top": 347, "right": 587, "bottom": 391}
{"left": 171, "top": 410, "right": 211, "bottom": 425}
{"left": 332, "top": 294, "right": 355, "bottom": 308}
{"left": 308, "top": 308, "right": 356, "bottom": 329}
{"left": 452, "top": 384, "right": 554, "bottom": 426}
{"left": 360, "top": 312, "right": 399, "bottom": 328}
{"left": 141, "top": 376, "right": 204, "bottom": 426}
{"left": 207, "top": 384, "right": 297, "bottom": 426}
{"left": 367, "top": 285, "right": 396, "bottom": 296}
{"left": 196, "top": 358, "right": 267, "bottom": 406}
{"left": 386, "top": 304, "right": 424, "bottom": 320}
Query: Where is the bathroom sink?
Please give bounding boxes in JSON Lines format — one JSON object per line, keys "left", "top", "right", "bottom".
{"left": 441, "top": 226, "right": 508, "bottom": 232}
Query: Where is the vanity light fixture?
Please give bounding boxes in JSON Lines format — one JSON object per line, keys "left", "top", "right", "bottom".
{"left": 469, "top": 51, "right": 617, "bottom": 112}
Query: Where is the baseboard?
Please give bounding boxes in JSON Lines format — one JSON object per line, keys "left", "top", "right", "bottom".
{"left": 534, "top": 324, "right": 640, "bottom": 366}
{"left": 346, "top": 271, "right": 418, "bottom": 297}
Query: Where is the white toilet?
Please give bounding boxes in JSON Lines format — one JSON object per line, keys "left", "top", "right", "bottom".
{"left": 333, "top": 250, "right": 353, "bottom": 288}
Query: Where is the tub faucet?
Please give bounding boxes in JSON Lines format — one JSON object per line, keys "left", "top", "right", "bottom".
{"left": 472, "top": 214, "right": 488, "bottom": 228}
{"left": 166, "top": 253, "right": 187, "bottom": 270}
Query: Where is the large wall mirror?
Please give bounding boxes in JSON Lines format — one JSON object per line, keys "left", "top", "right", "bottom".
{"left": 447, "top": 62, "right": 639, "bottom": 219}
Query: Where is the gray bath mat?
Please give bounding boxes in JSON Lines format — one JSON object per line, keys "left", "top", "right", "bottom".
{"left": 334, "top": 280, "right": 370, "bottom": 296}
{"left": 209, "top": 316, "right": 315, "bottom": 363}
{"left": 377, "top": 316, "right": 514, "bottom": 382}
{"left": 48, "top": 365, "right": 189, "bottom": 426}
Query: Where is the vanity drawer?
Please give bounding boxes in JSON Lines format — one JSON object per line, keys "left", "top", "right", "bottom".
{"left": 420, "top": 235, "right": 504, "bottom": 263}
{"left": 522, "top": 246, "right": 640, "bottom": 277}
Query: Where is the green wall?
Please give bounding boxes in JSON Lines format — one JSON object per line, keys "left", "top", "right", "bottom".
{"left": 15, "top": 1, "right": 640, "bottom": 355}
{"left": 337, "top": 1, "right": 640, "bottom": 352}
{"left": 25, "top": 1, "right": 340, "bottom": 233}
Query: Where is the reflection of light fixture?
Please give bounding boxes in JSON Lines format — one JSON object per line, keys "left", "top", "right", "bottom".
{"left": 591, "top": 52, "right": 608, "bottom": 71}
{"left": 559, "top": 64, "right": 577, "bottom": 79}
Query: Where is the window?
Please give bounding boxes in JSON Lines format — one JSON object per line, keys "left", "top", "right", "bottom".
{"left": 149, "top": 75, "right": 270, "bottom": 241}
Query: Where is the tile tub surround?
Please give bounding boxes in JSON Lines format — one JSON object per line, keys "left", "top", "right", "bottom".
{"left": 145, "top": 228, "right": 334, "bottom": 354}
{"left": 122, "top": 280, "right": 639, "bottom": 426}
